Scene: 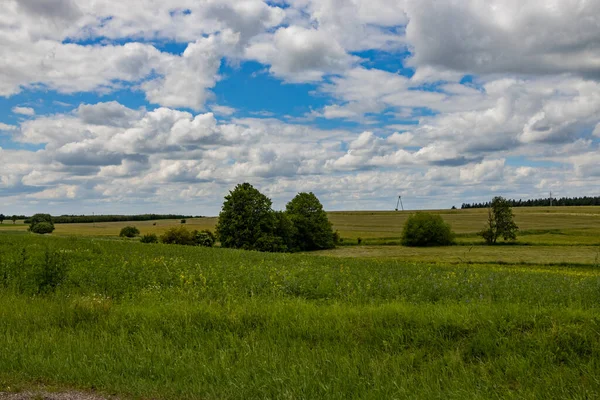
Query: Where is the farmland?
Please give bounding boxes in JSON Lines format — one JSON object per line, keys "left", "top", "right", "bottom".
{"left": 0, "top": 207, "right": 600, "bottom": 398}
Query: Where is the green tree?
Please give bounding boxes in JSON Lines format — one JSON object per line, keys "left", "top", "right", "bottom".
{"left": 479, "top": 196, "right": 519, "bottom": 244}
{"left": 0, "top": 214, "right": 4, "bottom": 224}
{"left": 160, "top": 226, "right": 196, "bottom": 246}
{"left": 11, "top": 215, "right": 17, "bottom": 224}
{"left": 29, "top": 214, "right": 55, "bottom": 234}
{"left": 286, "top": 192, "right": 335, "bottom": 251}
{"left": 216, "top": 183, "right": 277, "bottom": 250}
{"left": 401, "top": 212, "right": 455, "bottom": 247}
{"left": 119, "top": 226, "right": 140, "bottom": 238}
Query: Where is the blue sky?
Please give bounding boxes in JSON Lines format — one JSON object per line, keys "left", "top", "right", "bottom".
{"left": 1, "top": 0, "right": 599, "bottom": 215}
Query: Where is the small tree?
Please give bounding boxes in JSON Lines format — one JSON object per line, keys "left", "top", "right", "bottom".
{"left": 11, "top": 215, "right": 17, "bottom": 224}
{"left": 216, "top": 183, "right": 277, "bottom": 250}
{"left": 0, "top": 214, "right": 4, "bottom": 224}
{"left": 479, "top": 196, "right": 519, "bottom": 244}
{"left": 119, "top": 226, "right": 140, "bottom": 238}
{"left": 401, "top": 212, "right": 455, "bottom": 247}
{"left": 286, "top": 192, "right": 335, "bottom": 251}
{"left": 29, "top": 214, "right": 55, "bottom": 234}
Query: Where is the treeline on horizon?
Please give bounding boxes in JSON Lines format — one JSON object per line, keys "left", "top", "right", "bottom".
{"left": 461, "top": 196, "right": 600, "bottom": 209}
{"left": 22, "top": 214, "right": 200, "bottom": 224}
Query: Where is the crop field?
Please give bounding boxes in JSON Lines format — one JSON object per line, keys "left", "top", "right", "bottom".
{"left": 0, "top": 207, "right": 600, "bottom": 398}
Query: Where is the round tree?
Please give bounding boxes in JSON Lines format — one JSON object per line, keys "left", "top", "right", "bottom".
{"left": 29, "top": 213, "right": 55, "bottom": 234}
{"left": 216, "top": 183, "right": 277, "bottom": 250}
{"left": 119, "top": 226, "right": 140, "bottom": 238}
{"left": 401, "top": 212, "right": 455, "bottom": 247}
{"left": 286, "top": 192, "right": 334, "bottom": 251}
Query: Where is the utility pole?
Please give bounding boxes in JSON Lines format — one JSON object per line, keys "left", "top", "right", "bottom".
{"left": 395, "top": 196, "right": 404, "bottom": 211}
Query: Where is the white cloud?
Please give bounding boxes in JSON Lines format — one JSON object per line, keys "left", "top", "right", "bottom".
{"left": 246, "top": 26, "right": 356, "bottom": 82}
{"left": 12, "top": 107, "right": 35, "bottom": 116}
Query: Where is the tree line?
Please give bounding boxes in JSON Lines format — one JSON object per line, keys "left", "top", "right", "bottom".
{"left": 461, "top": 196, "right": 600, "bottom": 209}
{"left": 22, "top": 214, "right": 198, "bottom": 224}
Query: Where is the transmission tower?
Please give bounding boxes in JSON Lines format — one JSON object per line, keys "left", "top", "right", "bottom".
{"left": 395, "top": 196, "right": 404, "bottom": 211}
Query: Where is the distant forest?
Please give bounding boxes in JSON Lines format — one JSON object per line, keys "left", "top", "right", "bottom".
{"left": 23, "top": 214, "right": 198, "bottom": 224}
{"left": 461, "top": 196, "right": 600, "bottom": 209}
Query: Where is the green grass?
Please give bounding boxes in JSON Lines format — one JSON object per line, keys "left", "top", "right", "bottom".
{"left": 1, "top": 233, "right": 600, "bottom": 398}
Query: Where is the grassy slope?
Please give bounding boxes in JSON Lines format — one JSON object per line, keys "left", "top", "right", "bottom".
{"left": 1, "top": 234, "right": 600, "bottom": 398}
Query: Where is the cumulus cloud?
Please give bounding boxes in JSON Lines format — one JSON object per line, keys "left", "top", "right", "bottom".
{"left": 12, "top": 107, "right": 35, "bottom": 116}
{"left": 405, "top": 0, "right": 600, "bottom": 79}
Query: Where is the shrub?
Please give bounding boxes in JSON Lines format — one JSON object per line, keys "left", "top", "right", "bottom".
{"left": 181, "top": 219, "right": 187, "bottom": 224}
{"left": 161, "top": 226, "right": 196, "bottom": 246}
{"left": 119, "top": 226, "right": 140, "bottom": 238}
{"left": 194, "top": 230, "right": 216, "bottom": 247}
{"left": 401, "top": 212, "right": 455, "bottom": 247}
{"left": 30, "top": 222, "right": 55, "bottom": 234}
{"left": 140, "top": 233, "right": 159, "bottom": 244}
{"left": 29, "top": 213, "right": 55, "bottom": 234}
{"left": 286, "top": 192, "right": 335, "bottom": 251}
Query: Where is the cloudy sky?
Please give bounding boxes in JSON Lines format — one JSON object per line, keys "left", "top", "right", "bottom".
{"left": 1, "top": 0, "right": 599, "bottom": 215}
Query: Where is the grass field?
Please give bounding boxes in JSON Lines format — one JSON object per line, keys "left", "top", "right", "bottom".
{"left": 1, "top": 207, "right": 599, "bottom": 398}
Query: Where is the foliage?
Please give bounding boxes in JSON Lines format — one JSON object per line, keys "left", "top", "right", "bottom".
{"left": 401, "top": 212, "right": 455, "bottom": 247}
{"left": 194, "top": 230, "right": 216, "bottom": 247}
{"left": 479, "top": 197, "right": 519, "bottom": 245}
{"left": 119, "top": 226, "right": 140, "bottom": 238}
{"left": 140, "top": 233, "right": 159, "bottom": 244}
{"left": 29, "top": 214, "right": 55, "bottom": 234}
{"left": 11, "top": 215, "right": 17, "bottom": 224}
{"left": 0, "top": 214, "right": 4, "bottom": 224}
{"left": 160, "top": 226, "right": 196, "bottom": 246}
{"left": 30, "top": 222, "right": 55, "bottom": 234}
{"left": 286, "top": 192, "right": 335, "bottom": 251}
{"left": 216, "top": 183, "right": 277, "bottom": 251}
{"left": 25, "top": 214, "right": 197, "bottom": 224}
{"left": 181, "top": 219, "right": 187, "bottom": 224}
{"left": 462, "top": 195, "right": 600, "bottom": 208}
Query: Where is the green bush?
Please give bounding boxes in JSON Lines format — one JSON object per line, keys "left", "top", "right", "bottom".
{"left": 194, "top": 230, "right": 216, "bottom": 247}
{"left": 160, "top": 226, "right": 196, "bottom": 246}
{"left": 119, "top": 226, "right": 140, "bottom": 238}
{"left": 401, "top": 212, "right": 455, "bottom": 247}
{"left": 140, "top": 233, "right": 159, "bottom": 244}
{"left": 30, "top": 222, "right": 55, "bottom": 234}
{"left": 29, "top": 213, "right": 55, "bottom": 234}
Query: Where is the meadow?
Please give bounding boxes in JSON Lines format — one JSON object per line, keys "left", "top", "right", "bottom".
{"left": 0, "top": 207, "right": 599, "bottom": 398}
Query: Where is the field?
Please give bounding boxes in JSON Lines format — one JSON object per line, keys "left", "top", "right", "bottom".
{"left": 1, "top": 207, "right": 600, "bottom": 398}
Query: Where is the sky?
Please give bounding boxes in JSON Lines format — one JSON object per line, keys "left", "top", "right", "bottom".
{"left": 1, "top": 0, "right": 600, "bottom": 216}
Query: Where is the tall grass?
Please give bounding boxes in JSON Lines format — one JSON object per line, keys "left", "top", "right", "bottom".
{"left": 1, "top": 233, "right": 600, "bottom": 398}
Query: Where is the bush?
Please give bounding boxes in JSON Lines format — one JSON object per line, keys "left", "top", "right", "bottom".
{"left": 30, "top": 222, "right": 55, "bottom": 234}
{"left": 286, "top": 192, "right": 335, "bottom": 251}
{"left": 161, "top": 226, "right": 196, "bottom": 246}
{"left": 140, "top": 233, "right": 159, "bottom": 244}
{"left": 194, "top": 230, "right": 216, "bottom": 247}
{"left": 29, "top": 213, "right": 55, "bottom": 234}
{"left": 401, "top": 212, "right": 455, "bottom": 247}
{"left": 181, "top": 219, "right": 187, "bottom": 224}
{"left": 119, "top": 226, "right": 140, "bottom": 238}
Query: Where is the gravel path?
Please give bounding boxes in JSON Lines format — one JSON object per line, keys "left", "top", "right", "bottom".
{"left": 0, "top": 392, "right": 116, "bottom": 400}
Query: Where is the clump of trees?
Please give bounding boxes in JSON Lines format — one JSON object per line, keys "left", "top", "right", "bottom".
{"left": 29, "top": 214, "right": 55, "bottom": 234}
{"left": 216, "top": 183, "right": 335, "bottom": 253}
{"left": 159, "top": 226, "right": 215, "bottom": 247}
{"left": 119, "top": 226, "right": 140, "bottom": 238}
{"left": 401, "top": 212, "right": 455, "bottom": 247}
{"left": 479, "top": 196, "right": 519, "bottom": 244}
